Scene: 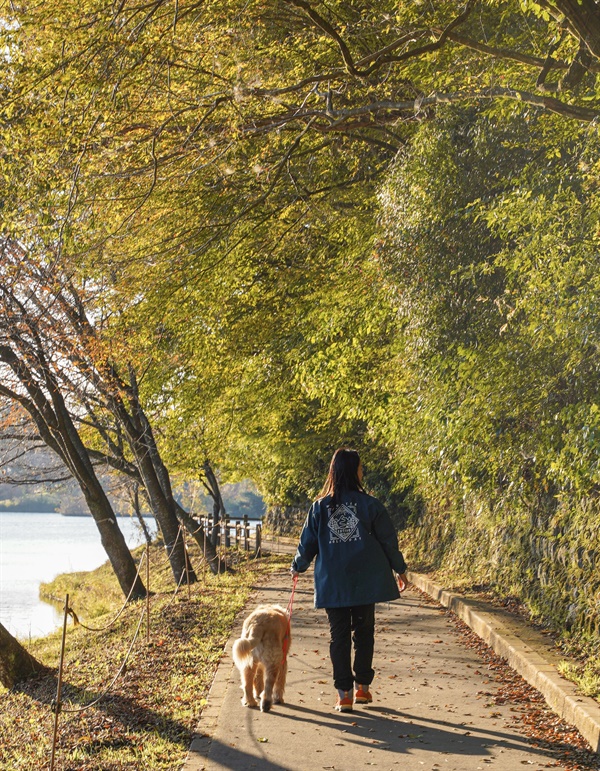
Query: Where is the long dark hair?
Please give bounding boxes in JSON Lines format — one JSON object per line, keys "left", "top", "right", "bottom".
{"left": 319, "top": 448, "right": 364, "bottom": 505}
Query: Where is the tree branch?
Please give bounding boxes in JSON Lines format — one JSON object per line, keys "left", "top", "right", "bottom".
{"left": 361, "top": 1, "right": 476, "bottom": 75}
{"left": 239, "top": 85, "right": 600, "bottom": 133}
{"left": 440, "top": 30, "right": 578, "bottom": 71}
{"left": 285, "top": 0, "right": 361, "bottom": 76}
{"left": 286, "top": 0, "right": 475, "bottom": 78}
{"left": 544, "top": 0, "right": 600, "bottom": 60}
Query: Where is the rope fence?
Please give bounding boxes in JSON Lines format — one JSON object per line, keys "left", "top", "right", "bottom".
{"left": 67, "top": 549, "right": 148, "bottom": 633}
{"left": 49, "top": 540, "right": 154, "bottom": 770}
{"left": 160, "top": 556, "right": 192, "bottom": 612}
{"left": 48, "top": 544, "right": 151, "bottom": 771}
{"left": 61, "top": 603, "right": 147, "bottom": 716}
{"left": 47, "top": 517, "right": 263, "bottom": 770}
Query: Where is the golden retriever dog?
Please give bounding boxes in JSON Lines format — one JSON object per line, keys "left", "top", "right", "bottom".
{"left": 232, "top": 604, "right": 290, "bottom": 712}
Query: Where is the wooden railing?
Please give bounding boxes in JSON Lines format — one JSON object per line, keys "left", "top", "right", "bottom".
{"left": 197, "top": 515, "right": 262, "bottom": 557}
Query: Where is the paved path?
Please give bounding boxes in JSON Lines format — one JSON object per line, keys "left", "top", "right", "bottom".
{"left": 182, "top": 568, "right": 591, "bottom": 771}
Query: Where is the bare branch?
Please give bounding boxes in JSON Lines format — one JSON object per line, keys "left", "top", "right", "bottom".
{"left": 440, "top": 30, "right": 575, "bottom": 71}
{"left": 285, "top": 0, "right": 361, "bottom": 76}
{"left": 286, "top": 0, "right": 475, "bottom": 78}
{"left": 361, "top": 1, "right": 476, "bottom": 75}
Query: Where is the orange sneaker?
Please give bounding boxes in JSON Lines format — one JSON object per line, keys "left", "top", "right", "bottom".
{"left": 354, "top": 686, "right": 373, "bottom": 704}
{"left": 335, "top": 692, "right": 353, "bottom": 712}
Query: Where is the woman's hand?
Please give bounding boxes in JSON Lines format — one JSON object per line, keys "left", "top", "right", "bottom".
{"left": 396, "top": 572, "right": 408, "bottom": 592}
{"left": 290, "top": 568, "right": 299, "bottom": 580}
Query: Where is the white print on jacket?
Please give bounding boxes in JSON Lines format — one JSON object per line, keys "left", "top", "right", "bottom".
{"left": 327, "top": 503, "right": 361, "bottom": 543}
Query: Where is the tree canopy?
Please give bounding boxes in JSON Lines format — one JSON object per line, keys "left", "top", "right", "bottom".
{"left": 2, "top": 2, "right": 600, "bottom": 632}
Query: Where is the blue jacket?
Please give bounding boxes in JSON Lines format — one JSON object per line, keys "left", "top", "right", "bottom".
{"left": 291, "top": 491, "right": 407, "bottom": 609}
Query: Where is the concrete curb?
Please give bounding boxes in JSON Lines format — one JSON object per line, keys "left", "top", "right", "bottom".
{"left": 408, "top": 571, "right": 600, "bottom": 753}
{"left": 183, "top": 638, "right": 239, "bottom": 770}
{"left": 182, "top": 602, "right": 248, "bottom": 771}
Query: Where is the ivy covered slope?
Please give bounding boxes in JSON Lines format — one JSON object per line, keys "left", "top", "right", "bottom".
{"left": 2, "top": 1, "right": 600, "bottom": 642}
{"left": 379, "top": 109, "right": 600, "bottom": 641}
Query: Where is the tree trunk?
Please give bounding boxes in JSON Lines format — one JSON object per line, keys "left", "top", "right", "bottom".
{"left": 88, "top": 445, "right": 228, "bottom": 573}
{"left": 131, "top": 441, "right": 198, "bottom": 584}
{"left": 0, "top": 346, "right": 147, "bottom": 602}
{"left": 554, "top": 0, "right": 600, "bottom": 60}
{"left": 135, "top": 406, "right": 200, "bottom": 584}
{"left": 43, "top": 382, "right": 147, "bottom": 601}
{"left": 92, "top": 372, "right": 194, "bottom": 587}
{"left": 83, "top": 488, "right": 148, "bottom": 600}
{"left": 203, "top": 460, "right": 227, "bottom": 548}
{"left": 130, "top": 482, "right": 153, "bottom": 545}
{"left": 175, "top": 502, "right": 231, "bottom": 574}
{"left": 0, "top": 623, "right": 47, "bottom": 689}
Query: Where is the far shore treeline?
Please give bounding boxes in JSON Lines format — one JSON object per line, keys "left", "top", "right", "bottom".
{"left": 0, "top": 474, "right": 265, "bottom": 520}
{"left": 0, "top": 1, "right": 600, "bottom": 645}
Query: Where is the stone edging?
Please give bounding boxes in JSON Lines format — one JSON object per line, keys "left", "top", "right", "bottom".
{"left": 408, "top": 571, "right": 600, "bottom": 753}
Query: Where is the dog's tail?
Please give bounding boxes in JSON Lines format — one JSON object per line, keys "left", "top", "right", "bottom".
{"left": 232, "top": 636, "right": 256, "bottom": 668}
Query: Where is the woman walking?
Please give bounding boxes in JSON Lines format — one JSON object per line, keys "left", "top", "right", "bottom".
{"left": 290, "top": 448, "right": 408, "bottom": 712}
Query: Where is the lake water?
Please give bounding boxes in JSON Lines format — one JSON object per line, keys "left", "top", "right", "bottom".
{"left": 0, "top": 511, "right": 157, "bottom": 641}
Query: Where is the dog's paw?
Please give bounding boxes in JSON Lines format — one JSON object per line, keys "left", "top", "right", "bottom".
{"left": 273, "top": 695, "right": 285, "bottom": 704}
{"left": 242, "top": 697, "right": 258, "bottom": 708}
{"left": 260, "top": 698, "right": 272, "bottom": 712}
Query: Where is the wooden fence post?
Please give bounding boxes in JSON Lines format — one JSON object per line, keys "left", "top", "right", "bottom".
{"left": 254, "top": 523, "right": 262, "bottom": 558}
{"left": 50, "top": 594, "right": 70, "bottom": 771}
{"left": 243, "top": 515, "right": 249, "bottom": 551}
{"left": 145, "top": 547, "right": 150, "bottom": 643}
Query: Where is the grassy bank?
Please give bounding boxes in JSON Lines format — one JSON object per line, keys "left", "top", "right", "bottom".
{"left": 0, "top": 540, "right": 289, "bottom": 770}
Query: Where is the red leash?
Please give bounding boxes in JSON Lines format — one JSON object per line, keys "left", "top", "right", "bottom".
{"left": 282, "top": 573, "right": 298, "bottom": 664}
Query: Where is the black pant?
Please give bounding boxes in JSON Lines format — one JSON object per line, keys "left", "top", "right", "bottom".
{"left": 325, "top": 604, "right": 375, "bottom": 692}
